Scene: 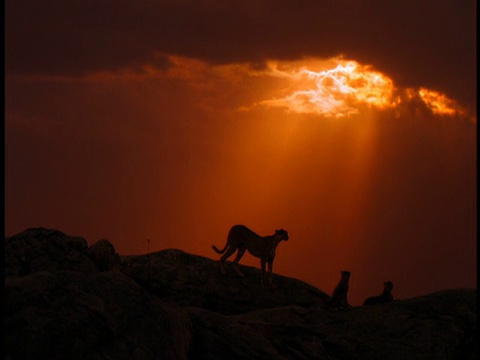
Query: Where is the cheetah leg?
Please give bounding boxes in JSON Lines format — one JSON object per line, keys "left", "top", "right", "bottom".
{"left": 267, "top": 261, "right": 277, "bottom": 288}
{"left": 219, "top": 246, "right": 237, "bottom": 274}
{"left": 232, "top": 247, "right": 246, "bottom": 277}
{"left": 260, "top": 259, "right": 267, "bottom": 288}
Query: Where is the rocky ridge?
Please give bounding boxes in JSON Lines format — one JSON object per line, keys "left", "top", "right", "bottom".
{"left": 4, "top": 228, "right": 477, "bottom": 359}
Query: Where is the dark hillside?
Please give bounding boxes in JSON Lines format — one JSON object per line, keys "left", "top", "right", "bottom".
{"left": 5, "top": 228, "right": 476, "bottom": 359}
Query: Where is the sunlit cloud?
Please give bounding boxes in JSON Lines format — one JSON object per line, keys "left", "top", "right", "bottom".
{"left": 259, "top": 59, "right": 397, "bottom": 117}
{"left": 12, "top": 54, "right": 472, "bottom": 122}
{"left": 157, "top": 55, "right": 472, "bottom": 121}
{"left": 257, "top": 58, "right": 470, "bottom": 120}
{"left": 417, "top": 88, "right": 463, "bottom": 116}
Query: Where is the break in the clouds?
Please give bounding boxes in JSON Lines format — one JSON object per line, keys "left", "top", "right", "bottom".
{"left": 6, "top": 0, "right": 476, "bottom": 109}
{"left": 256, "top": 58, "right": 471, "bottom": 120}
{"left": 62, "top": 54, "right": 472, "bottom": 121}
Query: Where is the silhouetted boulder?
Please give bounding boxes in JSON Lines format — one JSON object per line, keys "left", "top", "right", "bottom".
{"left": 5, "top": 271, "right": 192, "bottom": 359}
{"left": 87, "top": 238, "right": 123, "bottom": 272}
{"left": 4, "top": 228, "right": 477, "bottom": 360}
{"left": 5, "top": 227, "right": 95, "bottom": 276}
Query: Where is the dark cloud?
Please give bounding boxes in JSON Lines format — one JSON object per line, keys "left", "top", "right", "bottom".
{"left": 6, "top": 0, "right": 476, "bottom": 106}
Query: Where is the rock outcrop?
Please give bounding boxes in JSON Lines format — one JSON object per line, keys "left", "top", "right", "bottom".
{"left": 87, "top": 238, "right": 124, "bottom": 272}
{"left": 4, "top": 228, "right": 477, "bottom": 359}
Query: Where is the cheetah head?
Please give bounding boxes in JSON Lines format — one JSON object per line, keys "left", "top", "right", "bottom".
{"left": 275, "top": 229, "right": 289, "bottom": 241}
{"left": 384, "top": 281, "right": 394, "bottom": 291}
{"left": 341, "top": 271, "right": 351, "bottom": 281}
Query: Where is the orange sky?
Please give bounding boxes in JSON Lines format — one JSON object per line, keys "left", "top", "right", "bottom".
{"left": 5, "top": 0, "right": 476, "bottom": 305}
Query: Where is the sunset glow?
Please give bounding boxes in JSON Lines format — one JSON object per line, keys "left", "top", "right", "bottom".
{"left": 22, "top": 54, "right": 470, "bottom": 121}
{"left": 257, "top": 58, "right": 469, "bottom": 120}
{"left": 418, "top": 87, "right": 463, "bottom": 116}
{"left": 260, "top": 59, "right": 397, "bottom": 117}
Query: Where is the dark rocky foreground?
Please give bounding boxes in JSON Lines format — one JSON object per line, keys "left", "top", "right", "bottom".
{"left": 5, "top": 228, "right": 477, "bottom": 360}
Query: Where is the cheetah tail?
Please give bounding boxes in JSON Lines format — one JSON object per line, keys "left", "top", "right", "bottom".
{"left": 212, "top": 244, "right": 228, "bottom": 254}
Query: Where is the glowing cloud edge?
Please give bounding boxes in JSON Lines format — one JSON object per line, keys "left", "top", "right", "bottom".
{"left": 257, "top": 58, "right": 469, "bottom": 120}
